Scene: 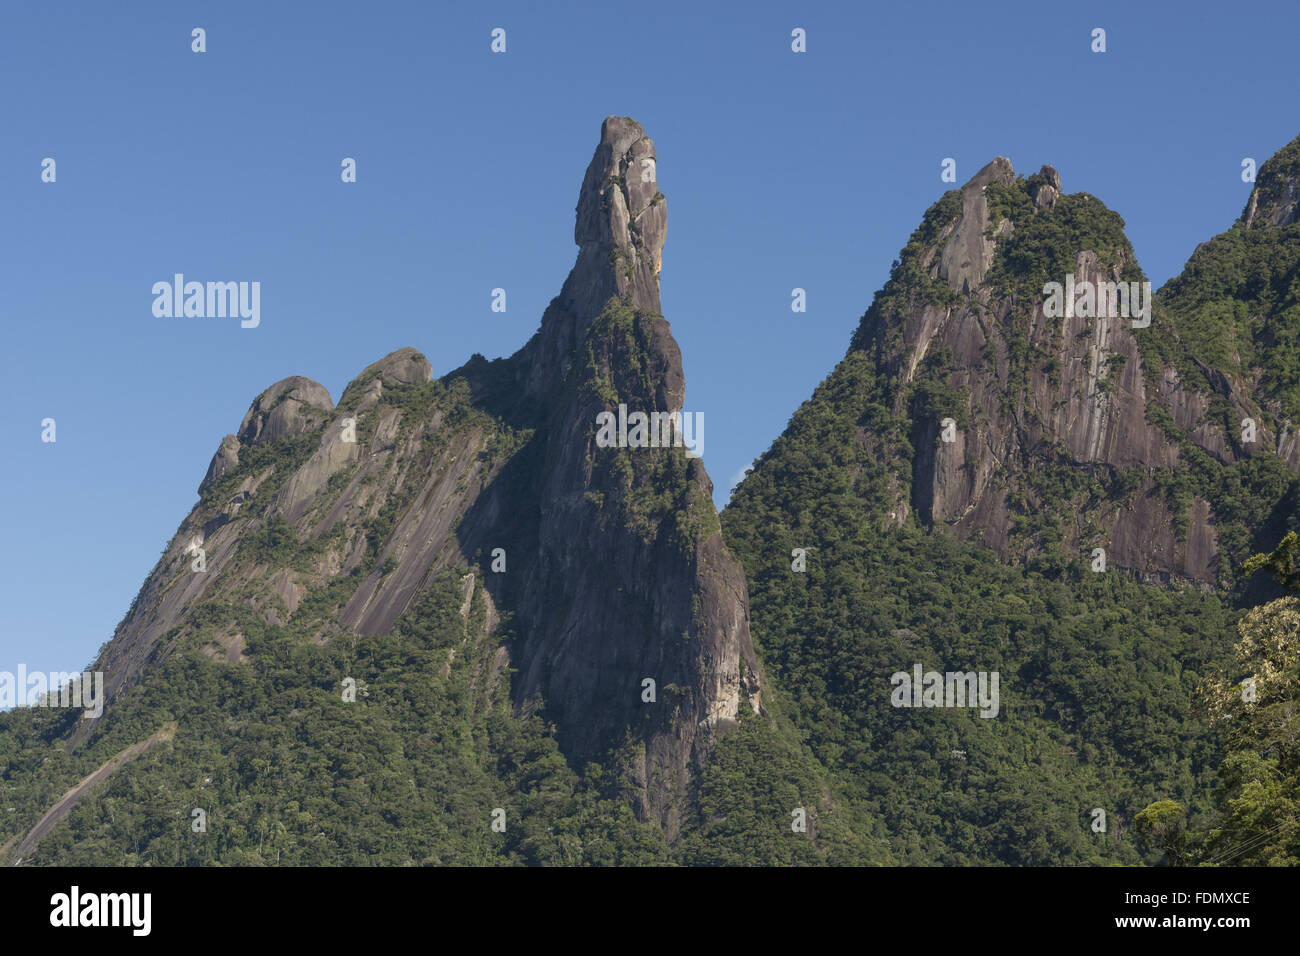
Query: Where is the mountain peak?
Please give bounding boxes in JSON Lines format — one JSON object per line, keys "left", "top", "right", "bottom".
{"left": 236, "top": 376, "right": 333, "bottom": 445}
{"left": 338, "top": 347, "right": 433, "bottom": 409}
{"left": 561, "top": 115, "right": 666, "bottom": 319}
{"left": 844, "top": 151, "right": 1234, "bottom": 583}
{"left": 1242, "top": 132, "right": 1300, "bottom": 229}
{"left": 935, "top": 156, "right": 1017, "bottom": 295}
{"left": 76, "top": 115, "right": 756, "bottom": 833}
{"left": 1029, "top": 164, "right": 1062, "bottom": 209}
{"left": 975, "top": 155, "right": 1016, "bottom": 183}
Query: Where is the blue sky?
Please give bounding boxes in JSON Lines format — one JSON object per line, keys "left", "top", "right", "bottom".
{"left": 2, "top": 0, "right": 1298, "bottom": 676}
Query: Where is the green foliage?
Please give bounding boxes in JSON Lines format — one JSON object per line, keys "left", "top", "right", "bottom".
{"left": 577, "top": 298, "right": 724, "bottom": 554}
{"left": 849, "top": 190, "right": 963, "bottom": 353}
{"left": 199, "top": 432, "right": 319, "bottom": 510}
{"left": 678, "top": 715, "right": 893, "bottom": 865}
{"left": 240, "top": 515, "right": 298, "bottom": 567}
{"left": 1143, "top": 400, "right": 1299, "bottom": 587}
{"left": 1154, "top": 221, "right": 1300, "bottom": 422}
{"left": 1184, "top": 593, "right": 1300, "bottom": 865}
{"left": 0, "top": 570, "right": 672, "bottom": 866}
{"left": 724, "top": 364, "right": 1242, "bottom": 863}
{"left": 1133, "top": 800, "right": 1188, "bottom": 865}
{"left": 982, "top": 181, "right": 1143, "bottom": 398}
{"left": 1244, "top": 530, "right": 1300, "bottom": 592}
{"left": 721, "top": 165, "right": 1297, "bottom": 860}
{"left": 908, "top": 346, "right": 969, "bottom": 431}
{"left": 985, "top": 185, "right": 1139, "bottom": 296}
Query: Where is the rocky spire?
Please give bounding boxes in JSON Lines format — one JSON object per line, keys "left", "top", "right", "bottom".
{"left": 559, "top": 115, "right": 666, "bottom": 320}
{"left": 520, "top": 116, "right": 669, "bottom": 399}
{"left": 501, "top": 117, "right": 759, "bottom": 832}
{"left": 1031, "top": 164, "right": 1062, "bottom": 210}
{"left": 73, "top": 116, "right": 758, "bottom": 833}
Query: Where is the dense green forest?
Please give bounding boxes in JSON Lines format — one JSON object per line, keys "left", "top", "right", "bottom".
{"left": 723, "top": 418, "right": 1269, "bottom": 864}
{"left": 0, "top": 570, "right": 670, "bottom": 865}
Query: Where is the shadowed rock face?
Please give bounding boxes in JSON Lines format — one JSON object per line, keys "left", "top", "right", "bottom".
{"left": 78, "top": 117, "right": 759, "bottom": 829}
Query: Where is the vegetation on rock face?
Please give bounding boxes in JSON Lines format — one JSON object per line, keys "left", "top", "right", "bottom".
{"left": 720, "top": 149, "right": 1300, "bottom": 865}
{"left": 1152, "top": 219, "right": 1300, "bottom": 425}
{"left": 849, "top": 189, "right": 962, "bottom": 356}
{"left": 579, "top": 298, "right": 722, "bottom": 554}
{"left": 0, "top": 569, "right": 676, "bottom": 865}
{"left": 724, "top": 435, "right": 1241, "bottom": 863}
{"left": 985, "top": 183, "right": 1141, "bottom": 291}
{"left": 198, "top": 432, "right": 319, "bottom": 510}
{"left": 1243, "top": 530, "right": 1300, "bottom": 592}
{"left": 1133, "top": 539, "right": 1300, "bottom": 867}
{"left": 7, "top": 132, "right": 1300, "bottom": 867}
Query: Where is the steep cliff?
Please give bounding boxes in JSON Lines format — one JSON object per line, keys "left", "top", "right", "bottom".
{"left": 829, "top": 152, "right": 1300, "bottom": 586}
{"left": 70, "top": 116, "right": 759, "bottom": 832}
{"left": 1153, "top": 133, "right": 1300, "bottom": 475}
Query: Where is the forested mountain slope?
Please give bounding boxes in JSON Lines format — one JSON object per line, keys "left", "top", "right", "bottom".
{"left": 722, "top": 137, "right": 1300, "bottom": 863}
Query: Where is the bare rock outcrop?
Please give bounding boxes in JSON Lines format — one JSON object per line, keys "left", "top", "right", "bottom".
{"left": 937, "top": 157, "right": 1015, "bottom": 295}
{"left": 849, "top": 156, "right": 1299, "bottom": 586}
{"left": 237, "top": 376, "right": 334, "bottom": 444}
{"left": 567, "top": 115, "right": 665, "bottom": 319}
{"left": 78, "top": 118, "right": 758, "bottom": 832}
{"left": 198, "top": 434, "right": 240, "bottom": 495}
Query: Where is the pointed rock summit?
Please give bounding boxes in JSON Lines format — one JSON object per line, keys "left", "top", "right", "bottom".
{"left": 1242, "top": 133, "right": 1300, "bottom": 229}
{"left": 489, "top": 116, "right": 759, "bottom": 830}
{"left": 937, "top": 157, "right": 1016, "bottom": 296}
{"left": 564, "top": 115, "right": 666, "bottom": 318}
{"left": 78, "top": 117, "right": 758, "bottom": 832}
{"left": 841, "top": 154, "right": 1273, "bottom": 584}
{"left": 520, "top": 116, "right": 669, "bottom": 399}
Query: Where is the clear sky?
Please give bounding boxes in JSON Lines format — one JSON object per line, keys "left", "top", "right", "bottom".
{"left": 2, "top": 0, "right": 1298, "bottom": 677}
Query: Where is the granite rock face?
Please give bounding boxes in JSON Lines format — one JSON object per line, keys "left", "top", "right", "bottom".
{"left": 520, "top": 116, "right": 668, "bottom": 400}
{"left": 936, "top": 157, "right": 1014, "bottom": 296}
{"left": 844, "top": 154, "right": 1299, "bottom": 586}
{"left": 237, "top": 376, "right": 334, "bottom": 444}
{"left": 79, "top": 118, "right": 759, "bottom": 831}
{"left": 1031, "top": 165, "right": 1061, "bottom": 210}
{"left": 198, "top": 434, "right": 240, "bottom": 495}
{"left": 568, "top": 115, "right": 666, "bottom": 318}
